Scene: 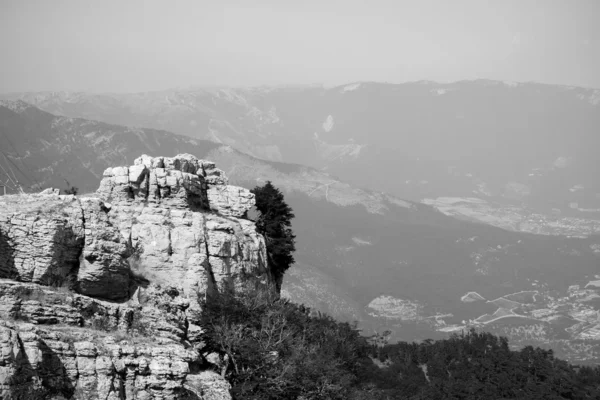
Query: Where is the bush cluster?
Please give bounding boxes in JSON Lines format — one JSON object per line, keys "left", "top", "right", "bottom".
{"left": 199, "top": 285, "right": 381, "bottom": 400}
{"left": 200, "top": 286, "right": 600, "bottom": 399}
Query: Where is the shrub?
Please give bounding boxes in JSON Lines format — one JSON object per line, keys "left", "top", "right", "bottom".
{"left": 63, "top": 186, "right": 79, "bottom": 195}
{"left": 198, "top": 285, "right": 383, "bottom": 400}
{"left": 199, "top": 286, "right": 600, "bottom": 399}
{"left": 90, "top": 314, "right": 114, "bottom": 332}
{"left": 7, "top": 384, "right": 50, "bottom": 400}
{"left": 129, "top": 308, "right": 151, "bottom": 337}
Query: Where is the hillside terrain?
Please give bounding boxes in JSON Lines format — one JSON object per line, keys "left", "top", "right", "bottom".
{"left": 4, "top": 80, "right": 600, "bottom": 222}
{"left": 0, "top": 102, "right": 599, "bottom": 365}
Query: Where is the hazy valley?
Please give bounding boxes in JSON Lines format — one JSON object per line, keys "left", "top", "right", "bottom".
{"left": 4, "top": 80, "right": 599, "bottom": 218}
{"left": 1, "top": 84, "right": 599, "bottom": 365}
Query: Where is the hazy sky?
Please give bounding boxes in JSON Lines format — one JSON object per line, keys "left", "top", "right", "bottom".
{"left": 1, "top": 0, "right": 599, "bottom": 92}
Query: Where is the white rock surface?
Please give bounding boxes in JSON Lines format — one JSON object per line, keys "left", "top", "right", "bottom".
{"left": 0, "top": 154, "right": 272, "bottom": 399}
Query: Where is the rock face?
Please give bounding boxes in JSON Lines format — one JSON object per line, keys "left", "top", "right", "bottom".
{"left": 96, "top": 154, "right": 267, "bottom": 303}
{"left": 98, "top": 154, "right": 254, "bottom": 218}
{"left": 0, "top": 319, "right": 226, "bottom": 400}
{"left": 0, "top": 154, "right": 270, "bottom": 399}
{"left": 0, "top": 194, "right": 130, "bottom": 300}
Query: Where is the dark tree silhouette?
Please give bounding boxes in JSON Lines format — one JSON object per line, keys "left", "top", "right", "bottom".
{"left": 62, "top": 180, "right": 78, "bottom": 195}
{"left": 63, "top": 186, "right": 78, "bottom": 195}
{"left": 251, "top": 181, "right": 296, "bottom": 291}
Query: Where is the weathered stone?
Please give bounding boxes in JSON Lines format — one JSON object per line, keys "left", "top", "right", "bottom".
{"left": 207, "top": 185, "right": 255, "bottom": 218}
{"left": 78, "top": 199, "right": 131, "bottom": 300}
{"left": 97, "top": 154, "right": 267, "bottom": 299}
{"left": 0, "top": 321, "right": 229, "bottom": 400}
{"left": 186, "top": 370, "right": 232, "bottom": 400}
{"left": 0, "top": 280, "right": 136, "bottom": 330}
{"left": 0, "top": 154, "right": 271, "bottom": 399}
{"left": 0, "top": 194, "right": 85, "bottom": 286}
{"left": 39, "top": 188, "right": 60, "bottom": 195}
{"left": 0, "top": 155, "right": 268, "bottom": 303}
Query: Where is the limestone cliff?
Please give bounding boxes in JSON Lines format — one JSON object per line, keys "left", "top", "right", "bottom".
{"left": 0, "top": 154, "right": 269, "bottom": 400}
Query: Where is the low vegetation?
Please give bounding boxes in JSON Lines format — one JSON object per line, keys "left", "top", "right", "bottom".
{"left": 199, "top": 284, "right": 379, "bottom": 400}
{"left": 200, "top": 284, "right": 600, "bottom": 399}
{"left": 62, "top": 183, "right": 79, "bottom": 195}
{"left": 199, "top": 182, "right": 600, "bottom": 399}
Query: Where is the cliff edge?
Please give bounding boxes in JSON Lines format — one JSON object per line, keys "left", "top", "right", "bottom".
{"left": 0, "top": 154, "right": 270, "bottom": 399}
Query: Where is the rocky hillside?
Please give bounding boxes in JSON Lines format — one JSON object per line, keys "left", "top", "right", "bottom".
{"left": 0, "top": 154, "right": 268, "bottom": 399}
{"left": 4, "top": 81, "right": 600, "bottom": 218}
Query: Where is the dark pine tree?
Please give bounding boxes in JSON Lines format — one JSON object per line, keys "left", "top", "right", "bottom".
{"left": 63, "top": 186, "right": 78, "bottom": 195}
{"left": 62, "top": 180, "right": 78, "bottom": 195}
{"left": 251, "top": 181, "right": 296, "bottom": 292}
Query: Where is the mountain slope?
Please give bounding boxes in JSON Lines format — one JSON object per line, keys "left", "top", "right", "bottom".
{"left": 1, "top": 102, "right": 599, "bottom": 363}
{"left": 0, "top": 100, "right": 221, "bottom": 193}
{"left": 4, "top": 81, "right": 600, "bottom": 217}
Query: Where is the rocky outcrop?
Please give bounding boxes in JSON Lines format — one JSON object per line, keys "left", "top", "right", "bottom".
{"left": 0, "top": 320, "right": 229, "bottom": 400}
{"left": 0, "top": 154, "right": 270, "bottom": 399}
{"left": 0, "top": 194, "right": 130, "bottom": 300}
{"left": 0, "top": 280, "right": 232, "bottom": 399}
{"left": 96, "top": 154, "right": 267, "bottom": 304}
{"left": 98, "top": 154, "right": 254, "bottom": 218}
{"left": 0, "top": 154, "right": 267, "bottom": 301}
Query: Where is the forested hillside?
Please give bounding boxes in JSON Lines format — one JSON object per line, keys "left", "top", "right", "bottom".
{"left": 200, "top": 285, "right": 600, "bottom": 400}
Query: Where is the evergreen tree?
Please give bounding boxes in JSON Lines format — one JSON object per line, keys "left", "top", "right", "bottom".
{"left": 251, "top": 181, "right": 296, "bottom": 291}
{"left": 62, "top": 179, "right": 78, "bottom": 195}
{"left": 63, "top": 186, "right": 78, "bottom": 195}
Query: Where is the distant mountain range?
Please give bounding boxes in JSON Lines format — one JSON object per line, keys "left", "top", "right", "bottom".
{"left": 3, "top": 80, "right": 599, "bottom": 219}
{"left": 1, "top": 82, "right": 600, "bottom": 364}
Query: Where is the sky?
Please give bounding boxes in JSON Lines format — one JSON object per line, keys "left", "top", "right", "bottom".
{"left": 0, "top": 0, "right": 599, "bottom": 92}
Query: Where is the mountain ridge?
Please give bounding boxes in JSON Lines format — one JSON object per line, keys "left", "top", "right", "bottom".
{"left": 4, "top": 78, "right": 600, "bottom": 96}
{"left": 3, "top": 79, "right": 599, "bottom": 220}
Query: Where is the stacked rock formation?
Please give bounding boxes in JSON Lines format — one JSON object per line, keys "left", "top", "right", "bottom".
{"left": 0, "top": 154, "right": 269, "bottom": 400}
{"left": 98, "top": 154, "right": 266, "bottom": 302}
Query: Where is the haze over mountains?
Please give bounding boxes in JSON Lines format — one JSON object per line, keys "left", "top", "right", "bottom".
{"left": 3, "top": 0, "right": 600, "bottom": 396}
{"left": 1, "top": 81, "right": 600, "bottom": 364}
{"left": 4, "top": 80, "right": 600, "bottom": 220}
